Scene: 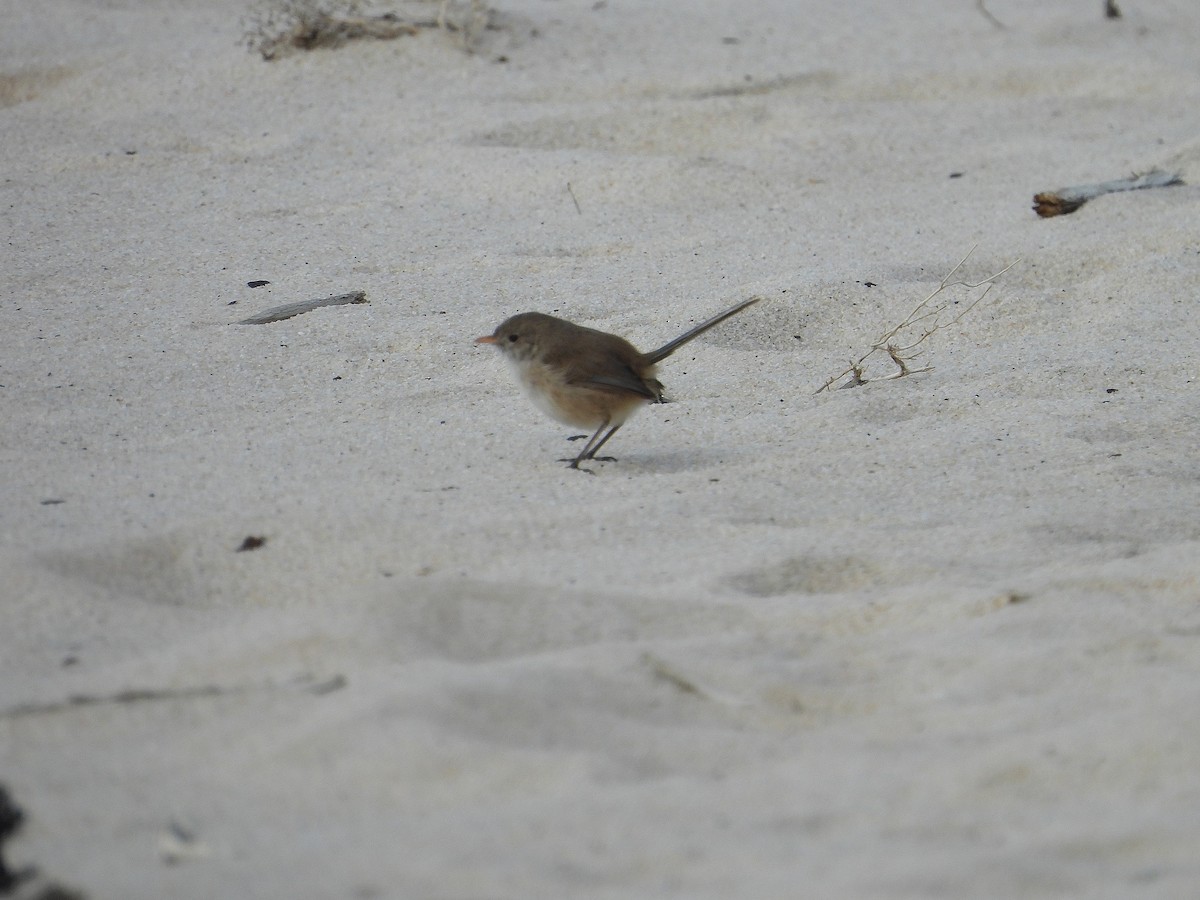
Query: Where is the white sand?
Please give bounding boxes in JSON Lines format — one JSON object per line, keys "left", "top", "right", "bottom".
{"left": 3, "top": 0, "right": 1200, "bottom": 896}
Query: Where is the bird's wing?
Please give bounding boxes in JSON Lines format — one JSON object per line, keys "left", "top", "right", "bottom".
{"left": 579, "top": 371, "right": 662, "bottom": 401}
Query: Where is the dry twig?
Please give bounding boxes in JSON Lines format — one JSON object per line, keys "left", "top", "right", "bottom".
{"left": 0, "top": 674, "right": 346, "bottom": 720}
{"left": 238, "top": 290, "right": 367, "bottom": 324}
{"left": 975, "top": 0, "right": 1005, "bottom": 29}
{"left": 1033, "top": 169, "right": 1183, "bottom": 218}
{"left": 245, "top": 0, "right": 498, "bottom": 59}
{"left": 815, "top": 247, "right": 1018, "bottom": 393}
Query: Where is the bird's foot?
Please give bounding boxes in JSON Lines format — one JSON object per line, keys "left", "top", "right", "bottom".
{"left": 560, "top": 457, "right": 597, "bottom": 474}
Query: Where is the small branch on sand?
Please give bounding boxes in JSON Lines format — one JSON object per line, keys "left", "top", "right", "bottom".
{"left": 643, "top": 653, "right": 711, "bottom": 699}
{"left": 246, "top": 1, "right": 500, "bottom": 59}
{"left": 815, "top": 247, "right": 1018, "bottom": 394}
{"left": 975, "top": 0, "right": 1006, "bottom": 29}
{"left": 641, "top": 653, "right": 750, "bottom": 708}
{"left": 0, "top": 674, "right": 347, "bottom": 720}
{"left": 1033, "top": 169, "right": 1183, "bottom": 218}
{"left": 566, "top": 182, "right": 583, "bottom": 214}
{"left": 238, "top": 290, "right": 367, "bottom": 324}
{"left": 2, "top": 685, "right": 229, "bottom": 719}
{"left": 251, "top": 10, "right": 419, "bottom": 60}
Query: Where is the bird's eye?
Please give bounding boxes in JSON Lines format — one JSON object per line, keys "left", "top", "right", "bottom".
{"left": 507, "top": 333, "right": 519, "bottom": 342}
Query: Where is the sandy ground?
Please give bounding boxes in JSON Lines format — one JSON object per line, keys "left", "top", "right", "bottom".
{"left": 3, "top": 0, "right": 1200, "bottom": 896}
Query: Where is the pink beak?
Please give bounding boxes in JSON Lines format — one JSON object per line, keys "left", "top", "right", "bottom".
{"left": 475, "top": 335, "right": 498, "bottom": 345}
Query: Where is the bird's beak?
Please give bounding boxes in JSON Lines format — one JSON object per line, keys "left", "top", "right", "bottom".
{"left": 475, "top": 335, "right": 498, "bottom": 345}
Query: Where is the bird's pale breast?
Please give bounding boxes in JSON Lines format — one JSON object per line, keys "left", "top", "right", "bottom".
{"left": 514, "top": 359, "right": 645, "bottom": 429}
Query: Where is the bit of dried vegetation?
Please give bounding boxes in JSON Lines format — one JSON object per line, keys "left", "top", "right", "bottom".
{"left": 816, "top": 247, "right": 1018, "bottom": 393}
{"left": 243, "top": 0, "right": 500, "bottom": 60}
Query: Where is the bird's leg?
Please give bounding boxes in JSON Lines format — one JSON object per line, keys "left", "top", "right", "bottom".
{"left": 560, "top": 421, "right": 609, "bottom": 470}
{"left": 584, "top": 424, "right": 622, "bottom": 462}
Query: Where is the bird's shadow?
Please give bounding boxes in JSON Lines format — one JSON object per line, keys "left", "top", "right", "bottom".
{"left": 560, "top": 442, "right": 731, "bottom": 475}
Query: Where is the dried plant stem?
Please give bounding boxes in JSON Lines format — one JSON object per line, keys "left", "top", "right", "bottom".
{"left": 815, "top": 247, "right": 1018, "bottom": 394}
{"left": 238, "top": 290, "right": 367, "bottom": 324}
{"left": 246, "top": 1, "right": 499, "bottom": 60}
{"left": 566, "top": 182, "right": 583, "bottom": 214}
{"left": 975, "top": 0, "right": 1005, "bottom": 29}
{"left": 1033, "top": 169, "right": 1182, "bottom": 218}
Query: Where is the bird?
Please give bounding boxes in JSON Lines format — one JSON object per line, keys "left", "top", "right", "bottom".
{"left": 475, "top": 297, "right": 759, "bottom": 469}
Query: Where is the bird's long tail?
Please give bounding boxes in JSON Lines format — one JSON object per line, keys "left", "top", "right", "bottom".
{"left": 642, "top": 296, "right": 760, "bottom": 364}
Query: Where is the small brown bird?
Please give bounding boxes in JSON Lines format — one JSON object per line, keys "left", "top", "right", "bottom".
{"left": 476, "top": 297, "right": 759, "bottom": 469}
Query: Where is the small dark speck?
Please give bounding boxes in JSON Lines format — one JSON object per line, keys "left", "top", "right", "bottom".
{"left": 41, "top": 498, "right": 66, "bottom": 505}
{"left": 228, "top": 300, "right": 238, "bottom": 305}
{"left": 124, "top": 148, "right": 137, "bottom": 155}
{"left": 721, "top": 36, "right": 739, "bottom": 44}
{"left": 949, "top": 171, "right": 964, "bottom": 178}
{"left": 709, "top": 478, "right": 720, "bottom": 483}
{"left": 236, "top": 535, "right": 267, "bottom": 552}
{"left": 333, "top": 375, "right": 342, "bottom": 381}
{"left": 1106, "top": 388, "right": 1118, "bottom": 394}
{"left": 167, "top": 820, "right": 196, "bottom": 844}
{"left": 247, "top": 280, "right": 270, "bottom": 288}
{"left": 307, "top": 674, "right": 347, "bottom": 695}
{"left": 862, "top": 280, "right": 877, "bottom": 288}
{"left": 62, "top": 655, "right": 79, "bottom": 667}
